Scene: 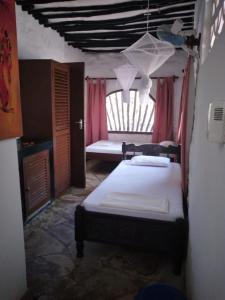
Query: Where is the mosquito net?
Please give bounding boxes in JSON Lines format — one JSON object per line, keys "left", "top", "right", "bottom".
{"left": 114, "top": 63, "right": 137, "bottom": 103}
{"left": 122, "top": 32, "right": 175, "bottom": 104}
{"left": 139, "top": 76, "right": 153, "bottom": 105}
{"left": 123, "top": 32, "right": 175, "bottom": 76}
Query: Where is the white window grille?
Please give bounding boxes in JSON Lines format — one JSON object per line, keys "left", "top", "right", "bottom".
{"left": 201, "top": 0, "right": 225, "bottom": 64}
{"left": 210, "top": 0, "right": 225, "bottom": 49}
{"left": 106, "top": 90, "right": 155, "bottom": 133}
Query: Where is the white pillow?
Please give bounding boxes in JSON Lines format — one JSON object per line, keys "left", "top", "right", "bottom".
{"left": 159, "top": 140, "right": 177, "bottom": 147}
{"left": 130, "top": 155, "right": 170, "bottom": 167}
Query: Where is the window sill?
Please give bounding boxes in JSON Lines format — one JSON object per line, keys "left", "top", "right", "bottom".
{"left": 108, "top": 131, "right": 153, "bottom": 135}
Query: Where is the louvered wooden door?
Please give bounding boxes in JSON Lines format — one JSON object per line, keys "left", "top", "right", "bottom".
{"left": 52, "top": 62, "right": 71, "bottom": 196}
{"left": 23, "top": 150, "right": 50, "bottom": 217}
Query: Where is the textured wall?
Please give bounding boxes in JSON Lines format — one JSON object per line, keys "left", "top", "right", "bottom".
{"left": 0, "top": 139, "right": 27, "bottom": 300}
{"left": 85, "top": 51, "right": 187, "bottom": 78}
{"left": 186, "top": 6, "right": 225, "bottom": 300}
{"left": 16, "top": 5, "right": 84, "bottom": 62}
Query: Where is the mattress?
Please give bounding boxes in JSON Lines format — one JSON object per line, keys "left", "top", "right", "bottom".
{"left": 86, "top": 140, "right": 122, "bottom": 155}
{"left": 83, "top": 160, "right": 184, "bottom": 222}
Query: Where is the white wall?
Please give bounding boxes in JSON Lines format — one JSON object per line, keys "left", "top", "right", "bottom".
{"left": 186, "top": 9, "right": 225, "bottom": 300}
{"left": 0, "top": 139, "right": 27, "bottom": 300}
{"left": 16, "top": 5, "right": 84, "bottom": 62}
{"left": 85, "top": 50, "right": 187, "bottom": 78}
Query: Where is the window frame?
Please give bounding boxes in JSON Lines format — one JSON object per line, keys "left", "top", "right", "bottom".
{"left": 106, "top": 89, "right": 155, "bottom": 135}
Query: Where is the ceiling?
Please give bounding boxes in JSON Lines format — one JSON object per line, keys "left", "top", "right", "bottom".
{"left": 16, "top": 0, "right": 196, "bottom": 53}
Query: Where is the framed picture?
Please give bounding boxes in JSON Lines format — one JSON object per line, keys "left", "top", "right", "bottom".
{"left": 0, "top": 0, "right": 22, "bottom": 140}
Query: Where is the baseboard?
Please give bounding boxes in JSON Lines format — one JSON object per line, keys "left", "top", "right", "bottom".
{"left": 21, "top": 290, "right": 33, "bottom": 300}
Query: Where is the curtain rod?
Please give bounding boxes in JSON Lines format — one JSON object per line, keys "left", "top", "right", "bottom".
{"left": 85, "top": 76, "right": 179, "bottom": 80}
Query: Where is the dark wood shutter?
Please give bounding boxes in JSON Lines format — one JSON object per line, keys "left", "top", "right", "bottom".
{"left": 54, "top": 67, "right": 70, "bottom": 131}
{"left": 52, "top": 62, "right": 71, "bottom": 196}
{"left": 23, "top": 150, "right": 50, "bottom": 216}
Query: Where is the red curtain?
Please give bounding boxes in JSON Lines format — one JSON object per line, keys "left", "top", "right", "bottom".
{"left": 152, "top": 77, "right": 174, "bottom": 143}
{"left": 177, "top": 56, "right": 192, "bottom": 196}
{"left": 86, "top": 78, "right": 108, "bottom": 146}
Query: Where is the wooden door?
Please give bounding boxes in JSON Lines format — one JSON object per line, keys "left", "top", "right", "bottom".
{"left": 23, "top": 150, "right": 50, "bottom": 217}
{"left": 69, "top": 63, "right": 86, "bottom": 187}
{"left": 54, "top": 130, "right": 71, "bottom": 195}
{"left": 52, "top": 62, "right": 71, "bottom": 196}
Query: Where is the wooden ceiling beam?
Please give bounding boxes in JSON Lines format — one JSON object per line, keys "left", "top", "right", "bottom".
{"left": 28, "top": 0, "right": 194, "bottom": 13}
{"left": 75, "top": 47, "right": 183, "bottom": 53}
{"left": 81, "top": 48, "right": 126, "bottom": 53}
{"left": 45, "top": 15, "right": 146, "bottom": 28}
{"left": 16, "top": 0, "right": 76, "bottom": 4}
{"left": 29, "top": 3, "right": 195, "bottom": 19}
{"left": 31, "top": 5, "right": 145, "bottom": 16}
{"left": 53, "top": 17, "right": 194, "bottom": 33}
{"left": 29, "top": 1, "right": 147, "bottom": 12}
{"left": 16, "top": 0, "right": 196, "bottom": 54}
{"left": 20, "top": 4, "right": 35, "bottom": 11}
{"left": 34, "top": 9, "right": 195, "bottom": 22}
{"left": 65, "top": 32, "right": 148, "bottom": 41}
{"left": 68, "top": 38, "right": 159, "bottom": 48}
{"left": 58, "top": 21, "right": 194, "bottom": 34}
{"left": 46, "top": 12, "right": 194, "bottom": 30}
{"left": 66, "top": 34, "right": 142, "bottom": 42}
{"left": 32, "top": 7, "right": 145, "bottom": 20}
{"left": 64, "top": 26, "right": 193, "bottom": 41}
{"left": 59, "top": 28, "right": 146, "bottom": 37}
{"left": 16, "top": 0, "right": 194, "bottom": 6}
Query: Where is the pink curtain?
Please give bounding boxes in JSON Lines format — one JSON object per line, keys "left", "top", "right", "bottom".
{"left": 177, "top": 56, "right": 192, "bottom": 196}
{"left": 86, "top": 78, "right": 108, "bottom": 146}
{"left": 152, "top": 77, "right": 174, "bottom": 143}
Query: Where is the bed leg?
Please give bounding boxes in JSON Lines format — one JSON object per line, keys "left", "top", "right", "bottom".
{"left": 76, "top": 241, "right": 84, "bottom": 258}
{"left": 75, "top": 205, "right": 85, "bottom": 258}
{"left": 172, "top": 255, "right": 182, "bottom": 275}
{"left": 172, "top": 218, "right": 187, "bottom": 275}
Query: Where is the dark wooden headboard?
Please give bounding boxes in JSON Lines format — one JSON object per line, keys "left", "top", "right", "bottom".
{"left": 122, "top": 142, "right": 181, "bottom": 163}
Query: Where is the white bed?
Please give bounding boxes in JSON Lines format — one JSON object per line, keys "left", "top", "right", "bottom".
{"left": 86, "top": 140, "right": 123, "bottom": 161}
{"left": 86, "top": 140, "right": 141, "bottom": 161}
{"left": 86, "top": 140, "right": 122, "bottom": 155}
{"left": 83, "top": 160, "right": 183, "bottom": 222}
{"left": 76, "top": 142, "right": 187, "bottom": 274}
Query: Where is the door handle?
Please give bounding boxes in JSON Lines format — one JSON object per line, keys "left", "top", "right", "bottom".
{"left": 74, "top": 119, "right": 84, "bottom": 130}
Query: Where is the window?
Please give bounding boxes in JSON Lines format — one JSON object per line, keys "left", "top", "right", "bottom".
{"left": 106, "top": 90, "right": 155, "bottom": 133}
{"left": 210, "top": 0, "right": 225, "bottom": 49}
{"left": 201, "top": 0, "right": 225, "bottom": 64}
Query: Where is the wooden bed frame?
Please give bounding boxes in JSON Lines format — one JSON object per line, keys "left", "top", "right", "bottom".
{"left": 86, "top": 141, "right": 134, "bottom": 162}
{"left": 75, "top": 142, "right": 188, "bottom": 274}
{"left": 86, "top": 151, "right": 122, "bottom": 162}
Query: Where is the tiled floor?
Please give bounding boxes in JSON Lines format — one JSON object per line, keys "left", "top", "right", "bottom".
{"left": 24, "top": 160, "right": 184, "bottom": 300}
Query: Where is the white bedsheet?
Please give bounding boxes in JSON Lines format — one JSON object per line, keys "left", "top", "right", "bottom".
{"left": 83, "top": 160, "right": 184, "bottom": 221}
{"left": 100, "top": 192, "right": 169, "bottom": 213}
{"left": 86, "top": 140, "right": 122, "bottom": 154}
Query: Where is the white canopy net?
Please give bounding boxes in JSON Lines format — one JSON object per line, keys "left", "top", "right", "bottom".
{"left": 139, "top": 76, "right": 153, "bottom": 105}
{"left": 123, "top": 32, "right": 175, "bottom": 104}
{"left": 114, "top": 63, "right": 137, "bottom": 103}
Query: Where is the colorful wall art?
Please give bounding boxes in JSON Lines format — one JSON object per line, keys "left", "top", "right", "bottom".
{"left": 0, "top": 0, "right": 22, "bottom": 140}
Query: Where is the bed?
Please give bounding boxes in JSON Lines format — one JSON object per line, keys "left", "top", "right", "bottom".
{"left": 75, "top": 142, "right": 188, "bottom": 274}
{"left": 86, "top": 140, "right": 126, "bottom": 161}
